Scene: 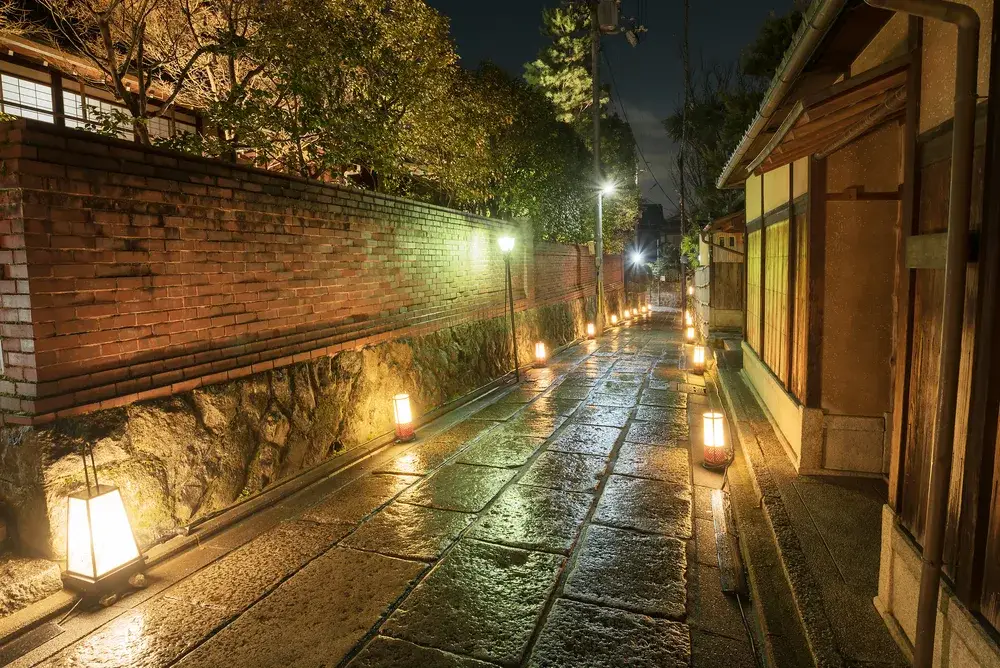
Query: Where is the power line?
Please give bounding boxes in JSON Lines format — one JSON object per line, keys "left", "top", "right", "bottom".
{"left": 601, "top": 48, "right": 678, "bottom": 211}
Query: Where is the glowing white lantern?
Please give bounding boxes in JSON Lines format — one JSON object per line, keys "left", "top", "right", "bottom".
{"left": 703, "top": 412, "right": 727, "bottom": 468}
{"left": 685, "top": 311, "right": 693, "bottom": 326}
{"left": 393, "top": 393, "right": 415, "bottom": 441}
{"left": 693, "top": 345, "right": 706, "bottom": 373}
{"left": 686, "top": 326, "right": 695, "bottom": 342}
{"left": 586, "top": 323, "right": 596, "bottom": 338}
{"left": 497, "top": 236, "right": 515, "bottom": 254}
{"left": 631, "top": 308, "right": 638, "bottom": 317}
{"left": 688, "top": 285, "right": 694, "bottom": 296}
{"left": 535, "top": 341, "right": 547, "bottom": 366}
{"left": 65, "top": 485, "right": 142, "bottom": 592}
{"left": 610, "top": 314, "right": 618, "bottom": 325}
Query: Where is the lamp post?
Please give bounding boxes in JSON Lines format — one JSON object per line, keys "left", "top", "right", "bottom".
{"left": 596, "top": 182, "right": 615, "bottom": 334}
{"left": 630, "top": 249, "right": 643, "bottom": 314}
{"left": 498, "top": 236, "right": 519, "bottom": 382}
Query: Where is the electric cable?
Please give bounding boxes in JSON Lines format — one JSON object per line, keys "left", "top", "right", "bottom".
{"left": 601, "top": 48, "right": 678, "bottom": 211}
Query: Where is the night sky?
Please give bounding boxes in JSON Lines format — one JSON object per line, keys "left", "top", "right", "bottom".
{"left": 424, "top": 0, "right": 796, "bottom": 214}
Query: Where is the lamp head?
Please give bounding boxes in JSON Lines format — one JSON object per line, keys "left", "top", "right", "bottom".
{"left": 498, "top": 236, "right": 515, "bottom": 254}
{"left": 631, "top": 251, "right": 643, "bottom": 265}
{"left": 600, "top": 182, "right": 616, "bottom": 196}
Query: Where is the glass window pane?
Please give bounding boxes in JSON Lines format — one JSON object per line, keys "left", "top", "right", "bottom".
{"left": 1, "top": 74, "right": 54, "bottom": 123}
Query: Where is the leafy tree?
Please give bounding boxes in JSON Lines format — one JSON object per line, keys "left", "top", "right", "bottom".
{"left": 664, "top": 9, "right": 802, "bottom": 265}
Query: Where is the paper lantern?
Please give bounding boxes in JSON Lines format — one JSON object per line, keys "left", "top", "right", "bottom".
{"left": 65, "top": 485, "right": 143, "bottom": 592}
{"left": 686, "top": 326, "right": 695, "bottom": 342}
{"left": 693, "top": 345, "right": 706, "bottom": 374}
{"left": 703, "top": 412, "right": 727, "bottom": 468}
{"left": 586, "top": 322, "right": 596, "bottom": 338}
{"left": 610, "top": 314, "right": 618, "bottom": 325}
{"left": 631, "top": 308, "right": 638, "bottom": 317}
{"left": 688, "top": 285, "right": 694, "bottom": 296}
{"left": 535, "top": 341, "right": 547, "bottom": 366}
{"left": 393, "top": 393, "right": 415, "bottom": 441}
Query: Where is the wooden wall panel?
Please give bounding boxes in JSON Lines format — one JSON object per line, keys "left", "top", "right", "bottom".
{"left": 764, "top": 219, "right": 790, "bottom": 384}
{"left": 746, "top": 230, "right": 762, "bottom": 352}
{"left": 791, "top": 212, "right": 810, "bottom": 402}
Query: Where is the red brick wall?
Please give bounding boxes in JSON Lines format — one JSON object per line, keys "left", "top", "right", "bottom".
{"left": 0, "top": 121, "right": 622, "bottom": 423}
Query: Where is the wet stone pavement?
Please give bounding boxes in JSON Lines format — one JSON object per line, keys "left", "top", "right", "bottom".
{"left": 12, "top": 313, "right": 759, "bottom": 668}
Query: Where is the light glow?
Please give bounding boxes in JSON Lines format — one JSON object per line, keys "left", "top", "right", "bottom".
{"left": 535, "top": 342, "right": 547, "bottom": 366}
{"left": 66, "top": 486, "right": 141, "bottom": 582}
{"left": 632, "top": 308, "right": 638, "bottom": 317}
{"left": 586, "top": 322, "right": 596, "bottom": 338}
{"left": 393, "top": 393, "right": 415, "bottom": 441}
{"left": 631, "top": 251, "right": 643, "bottom": 265}
{"left": 687, "top": 285, "right": 694, "bottom": 296}
{"left": 685, "top": 312, "right": 693, "bottom": 326}
{"left": 686, "top": 326, "right": 695, "bottom": 341}
{"left": 610, "top": 314, "right": 618, "bottom": 325}
{"left": 693, "top": 345, "right": 706, "bottom": 372}
{"left": 703, "top": 412, "right": 727, "bottom": 467}
{"left": 601, "top": 182, "right": 616, "bottom": 196}
{"left": 498, "top": 236, "right": 515, "bottom": 254}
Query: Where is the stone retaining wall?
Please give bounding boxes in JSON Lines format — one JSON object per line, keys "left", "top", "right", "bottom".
{"left": 0, "top": 120, "right": 625, "bottom": 560}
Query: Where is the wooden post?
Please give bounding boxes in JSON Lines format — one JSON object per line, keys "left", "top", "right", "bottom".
{"left": 806, "top": 157, "right": 827, "bottom": 408}
{"left": 787, "top": 163, "right": 798, "bottom": 387}
{"left": 759, "top": 176, "right": 767, "bottom": 354}
{"left": 888, "top": 16, "right": 923, "bottom": 511}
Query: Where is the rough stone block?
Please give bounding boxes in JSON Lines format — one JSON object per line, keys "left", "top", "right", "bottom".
{"left": 0, "top": 556, "right": 62, "bottom": 618}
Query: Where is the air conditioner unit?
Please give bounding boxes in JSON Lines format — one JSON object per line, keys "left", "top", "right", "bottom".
{"left": 597, "top": 0, "right": 619, "bottom": 33}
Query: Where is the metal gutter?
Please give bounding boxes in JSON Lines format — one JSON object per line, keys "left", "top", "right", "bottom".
{"left": 715, "top": 0, "right": 848, "bottom": 189}
{"left": 861, "top": 3, "right": 979, "bottom": 668}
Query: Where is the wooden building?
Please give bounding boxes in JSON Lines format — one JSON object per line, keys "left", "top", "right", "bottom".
{"left": 717, "top": 0, "right": 1000, "bottom": 664}
{"left": 693, "top": 211, "right": 744, "bottom": 339}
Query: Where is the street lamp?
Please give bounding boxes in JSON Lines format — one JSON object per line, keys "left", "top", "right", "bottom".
{"left": 499, "top": 236, "right": 519, "bottom": 381}
{"left": 596, "top": 182, "right": 616, "bottom": 334}
{"left": 393, "top": 393, "right": 415, "bottom": 442}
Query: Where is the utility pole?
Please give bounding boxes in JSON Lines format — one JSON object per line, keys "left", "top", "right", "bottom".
{"left": 592, "top": 1, "right": 605, "bottom": 335}
{"left": 679, "top": 0, "right": 690, "bottom": 314}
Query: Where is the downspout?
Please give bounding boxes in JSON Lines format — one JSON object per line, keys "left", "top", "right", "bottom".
{"left": 863, "top": 3, "right": 979, "bottom": 668}
{"left": 716, "top": 0, "right": 848, "bottom": 188}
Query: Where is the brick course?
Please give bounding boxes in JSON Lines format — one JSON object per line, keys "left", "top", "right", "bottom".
{"left": 0, "top": 120, "right": 623, "bottom": 422}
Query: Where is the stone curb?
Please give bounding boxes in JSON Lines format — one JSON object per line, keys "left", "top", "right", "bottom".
{"left": 0, "top": 337, "right": 585, "bottom": 651}
{"left": 714, "top": 363, "right": 845, "bottom": 668}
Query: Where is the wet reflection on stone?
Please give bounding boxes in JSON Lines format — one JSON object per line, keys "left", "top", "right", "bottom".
{"left": 471, "top": 484, "right": 593, "bottom": 554}
{"left": 595, "top": 475, "right": 692, "bottom": 538}
{"left": 469, "top": 401, "right": 523, "bottom": 421}
{"left": 347, "top": 637, "right": 496, "bottom": 668}
{"left": 625, "top": 419, "right": 690, "bottom": 446}
{"left": 457, "top": 433, "right": 545, "bottom": 468}
{"left": 588, "top": 393, "right": 638, "bottom": 409}
{"left": 383, "top": 539, "right": 563, "bottom": 666}
{"left": 519, "top": 452, "right": 607, "bottom": 493}
{"left": 399, "top": 464, "right": 514, "bottom": 513}
{"left": 639, "top": 388, "right": 688, "bottom": 408}
{"left": 548, "top": 424, "right": 622, "bottom": 457}
{"left": 497, "top": 412, "right": 566, "bottom": 438}
{"left": 574, "top": 405, "right": 631, "bottom": 428}
{"left": 615, "top": 443, "right": 691, "bottom": 487}
{"left": 300, "top": 474, "right": 420, "bottom": 524}
{"left": 341, "top": 502, "right": 474, "bottom": 561}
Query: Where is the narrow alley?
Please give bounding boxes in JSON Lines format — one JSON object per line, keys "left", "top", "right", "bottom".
{"left": 6, "top": 312, "right": 757, "bottom": 668}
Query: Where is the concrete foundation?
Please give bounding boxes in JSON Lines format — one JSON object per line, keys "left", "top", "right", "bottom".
{"left": 741, "top": 342, "right": 886, "bottom": 475}
{"left": 877, "top": 504, "right": 1000, "bottom": 668}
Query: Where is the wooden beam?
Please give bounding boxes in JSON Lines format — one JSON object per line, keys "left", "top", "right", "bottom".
{"left": 786, "top": 162, "right": 798, "bottom": 388}
{"left": 827, "top": 185, "right": 903, "bottom": 201}
{"left": 889, "top": 16, "right": 922, "bottom": 513}
{"left": 799, "top": 69, "right": 908, "bottom": 125}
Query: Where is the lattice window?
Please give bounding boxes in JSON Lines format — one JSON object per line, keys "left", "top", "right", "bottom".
{"left": 746, "top": 229, "right": 762, "bottom": 353}
{"left": 0, "top": 74, "right": 54, "bottom": 123}
{"left": 764, "top": 219, "right": 789, "bottom": 384}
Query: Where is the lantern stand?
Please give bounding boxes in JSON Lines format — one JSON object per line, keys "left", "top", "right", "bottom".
{"left": 63, "top": 443, "right": 144, "bottom": 595}
{"left": 702, "top": 411, "right": 730, "bottom": 470}
{"left": 499, "top": 236, "right": 519, "bottom": 382}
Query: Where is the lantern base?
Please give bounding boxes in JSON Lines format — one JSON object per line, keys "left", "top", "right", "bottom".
{"left": 63, "top": 555, "right": 145, "bottom": 595}
{"left": 701, "top": 455, "right": 730, "bottom": 471}
{"left": 534, "top": 361, "right": 547, "bottom": 368}
{"left": 395, "top": 424, "right": 415, "bottom": 442}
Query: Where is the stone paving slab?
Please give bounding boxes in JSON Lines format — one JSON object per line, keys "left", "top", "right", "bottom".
{"left": 341, "top": 502, "right": 474, "bottom": 561}
{"left": 639, "top": 388, "right": 688, "bottom": 408}
{"left": 587, "top": 393, "right": 638, "bottom": 408}
{"left": 624, "top": 419, "right": 690, "bottom": 446}
{"left": 347, "top": 637, "right": 497, "bottom": 667}
{"left": 377, "top": 421, "right": 496, "bottom": 475}
{"left": 548, "top": 386, "right": 592, "bottom": 401}
{"left": 529, "top": 396, "right": 583, "bottom": 417}
{"left": 527, "top": 599, "right": 690, "bottom": 668}
{"left": 595, "top": 380, "right": 641, "bottom": 396}
{"left": 497, "top": 412, "right": 566, "bottom": 438}
{"left": 300, "top": 473, "right": 420, "bottom": 524}
{"left": 634, "top": 405, "right": 688, "bottom": 424}
{"left": 594, "top": 475, "right": 692, "bottom": 538}
{"left": 690, "top": 629, "right": 757, "bottom": 668}
{"left": 38, "top": 594, "right": 230, "bottom": 668}
{"left": 164, "top": 519, "right": 351, "bottom": 613}
{"left": 687, "top": 562, "right": 748, "bottom": 641}
{"left": 177, "top": 548, "right": 426, "bottom": 668}
{"left": 499, "top": 388, "right": 544, "bottom": 404}
{"left": 615, "top": 443, "right": 691, "bottom": 487}
{"left": 470, "top": 401, "right": 524, "bottom": 421}
{"left": 383, "top": 539, "right": 564, "bottom": 666}
{"left": 471, "top": 484, "right": 593, "bottom": 554}
{"left": 457, "top": 433, "right": 546, "bottom": 468}
{"left": 652, "top": 366, "right": 687, "bottom": 382}
{"left": 519, "top": 451, "right": 607, "bottom": 493}
{"left": 546, "top": 424, "right": 622, "bottom": 457}
{"left": 400, "top": 464, "right": 514, "bottom": 513}
{"left": 574, "top": 405, "right": 631, "bottom": 428}
{"left": 647, "top": 379, "right": 676, "bottom": 390}
{"left": 565, "top": 525, "right": 687, "bottom": 618}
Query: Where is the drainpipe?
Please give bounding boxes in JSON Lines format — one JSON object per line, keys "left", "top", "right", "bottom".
{"left": 863, "top": 2, "right": 979, "bottom": 667}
